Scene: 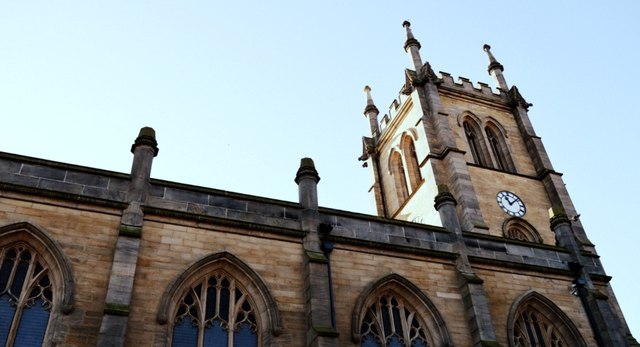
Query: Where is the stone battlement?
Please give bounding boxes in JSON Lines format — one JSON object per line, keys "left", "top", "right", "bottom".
{"left": 438, "top": 71, "right": 504, "bottom": 98}
{"left": 378, "top": 72, "right": 505, "bottom": 135}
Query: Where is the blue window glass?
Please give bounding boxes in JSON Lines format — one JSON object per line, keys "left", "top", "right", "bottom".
{"left": 0, "top": 295, "right": 17, "bottom": 346}
{"left": 387, "top": 335, "right": 403, "bottom": 347}
{"left": 14, "top": 298, "right": 50, "bottom": 346}
{"left": 203, "top": 320, "right": 227, "bottom": 347}
{"left": 172, "top": 316, "right": 198, "bottom": 347}
{"left": 233, "top": 322, "right": 257, "bottom": 347}
{"left": 362, "top": 334, "right": 381, "bottom": 347}
{"left": 0, "top": 245, "right": 53, "bottom": 347}
{"left": 172, "top": 272, "right": 259, "bottom": 347}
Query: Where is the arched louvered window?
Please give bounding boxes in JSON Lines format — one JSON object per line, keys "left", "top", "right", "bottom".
{"left": 402, "top": 137, "right": 422, "bottom": 192}
{"left": 503, "top": 218, "right": 542, "bottom": 244}
{"left": 390, "top": 151, "right": 409, "bottom": 203}
{"left": 463, "top": 121, "right": 487, "bottom": 166}
{"left": 360, "top": 294, "right": 429, "bottom": 347}
{"left": 484, "top": 122, "right": 516, "bottom": 172}
{"left": 509, "top": 291, "right": 587, "bottom": 347}
{"left": 171, "top": 271, "right": 258, "bottom": 347}
{"left": 0, "top": 244, "right": 52, "bottom": 346}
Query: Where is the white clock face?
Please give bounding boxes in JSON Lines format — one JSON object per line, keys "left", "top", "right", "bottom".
{"left": 496, "top": 191, "right": 526, "bottom": 217}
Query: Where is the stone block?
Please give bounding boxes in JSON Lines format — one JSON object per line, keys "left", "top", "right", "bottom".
{"left": 21, "top": 164, "right": 67, "bottom": 180}
{"left": 39, "top": 179, "right": 84, "bottom": 194}
{"left": 163, "top": 187, "right": 208, "bottom": 205}
{"left": 65, "top": 171, "right": 110, "bottom": 188}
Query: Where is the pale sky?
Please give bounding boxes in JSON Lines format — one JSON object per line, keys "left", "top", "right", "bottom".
{"left": 1, "top": 1, "right": 638, "bottom": 340}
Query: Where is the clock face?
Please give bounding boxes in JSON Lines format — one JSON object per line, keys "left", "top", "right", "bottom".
{"left": 496, "top": 191, "right": 526, "bottom": 217}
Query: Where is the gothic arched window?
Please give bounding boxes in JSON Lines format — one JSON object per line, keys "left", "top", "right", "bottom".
{"left": 360, "top": 294, "right": 429, "bottom": 347}
{"left": 171, "top": 271, "right": 258, "bottom": 347}
{"left": 463, "top": 120, "right": 490, "bottom": 166}
{"left": 158, "top": 252, "right": 282, "bottom": 347}
{"left": 508, "top": 291, "right": 587, "bottom": 347}
{"left": 353, "top": 274, "right": 452, "bottom": 347}
{"left": 485, "top": 124, "right": 515, "bottom": 172}
{"left": 0, "top": 244, "right": 52, "bottom": 346}
{"left": 0, "top": 222, "right": 74, "bottom": 347}
{"left": 390, "top": 151, "right": 409, "bottom": 203}
{"left": 402, "top": 136, "right": 422, "bottom": 192}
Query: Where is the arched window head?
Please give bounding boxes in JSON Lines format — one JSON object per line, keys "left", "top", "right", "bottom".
{"left": 172, "top": 271, "right": 258, "bottom": 347}
{"left": 390, "top": 151, "right": 409, "bottom": 203}
{"left": 401, "top": 136, "right": 422, "bottom": 192}
{"left": 352, "top": 274, "right": 452, "bottom": 347}
{"left": 158, "top": 252, "right": 282, "bottom": 347}
{"left": 484, "top": 123, "right": 516, "bottom": 172}
{"left": 503, "top": 218, "right": 542, "bottom": 244}
{"left": 508, "top": 291, "right": 587, "bottom": 347}
{"left": 0, "top": 222, "right": 74, "bottom": 346}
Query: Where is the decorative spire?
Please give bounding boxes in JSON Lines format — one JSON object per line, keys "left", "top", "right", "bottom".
{"left": 363, "top": 85, "right": 380, "bottom": 137}
{"left": 483, "top": 44, "right": 508, "bottom": 91}
{"left": 402, "top": 21, "right": 423, "bottom": 71}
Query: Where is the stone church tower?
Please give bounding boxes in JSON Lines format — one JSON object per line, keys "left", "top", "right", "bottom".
{"left": 359, "top": 21, "right": 636, "bottom": 346}
{"left": 0, "top": 21, "right": 637, "bottom": 347}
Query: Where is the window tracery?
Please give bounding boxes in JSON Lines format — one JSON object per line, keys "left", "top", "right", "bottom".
{"left": 503, "top": 218, "right": 542, "bottom": 244}
{"left": 171, "top": 271, "right": 258, "bottom": 347}
{"left": 0, "top": 244, "right": 52, "bottom": 346}
{"left": 360, "top": 294, "right": 429, "bottom": 347}
{"left": 508, "top": 291, "right": 587, "bottom": 347}
{"left": 353, "top": 274, "right": 451, "bottom": 347}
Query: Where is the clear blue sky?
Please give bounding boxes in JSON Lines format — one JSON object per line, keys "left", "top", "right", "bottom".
{"left": 1, "top": 1, "right": 638, "bottom": 340}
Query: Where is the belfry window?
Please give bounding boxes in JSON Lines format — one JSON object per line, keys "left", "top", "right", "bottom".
{"left": 171, "top": 271, "right": 258, "bottom": 347}
{"left": 360, "top": 295, "right": 430, "bottom": 347}
{"left": 463, "top": 121, "right": 486, "bottom": 166}
{"left": 0, "top": 244, "right": 53, "bottom": 346}
{"left": 402, "top": 137, "right": 422, "bottom": 192}
{"left": 390, "top": 151, "right": 409, "bottom": 203}
{"left": 486, "top": 127, "right": 507, "bottom": 170}
{"left": 485, "top": 125, "right": 516, "bottom": 172}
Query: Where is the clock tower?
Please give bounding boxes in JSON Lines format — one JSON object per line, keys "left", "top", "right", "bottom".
{"left": 359, "top": 21, "right": 635, "bottom": 346}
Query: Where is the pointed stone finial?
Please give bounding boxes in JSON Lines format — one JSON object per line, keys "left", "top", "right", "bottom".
{"left": 483, "top": 44, "right": 508, "bottom": 91}
{"left": 363, "top": 86, "right": 380, "bottom": 137}
{"left": 403, "top": 21, "right": 421, "bottom": 51}
{"left": 363, "top": 85, "right": 379, "bottom": 115}
{"left": 402, "top": 21, "right": 423, "bottom": 72}
{"left": 483, "top": 44, "right": 504, "bottom": 73}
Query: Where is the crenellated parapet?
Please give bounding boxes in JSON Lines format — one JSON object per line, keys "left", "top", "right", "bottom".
{"left": 437, "top": 71, "right": 506, "bottom": 100}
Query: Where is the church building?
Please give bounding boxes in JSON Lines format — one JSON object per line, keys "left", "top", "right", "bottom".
{"left": 0, "top": 22, "right": 637, "bottom": 346}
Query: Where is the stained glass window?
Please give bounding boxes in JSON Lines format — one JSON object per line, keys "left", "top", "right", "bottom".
{"left": 171, "top": 272, "right": 258, "bottom": 347}
{"left": 0, "top": 245, "right": 52, "bottom": 347}
{"left": 360, "top": 294, "right": 430, "bottom": 347}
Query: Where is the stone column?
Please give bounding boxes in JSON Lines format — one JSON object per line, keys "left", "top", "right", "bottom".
{"left": 551, "top": 211, "right": 629, "bottom": 347}
{"left": 98, "top": 127, "right": 158, "bottom": 346}
{"left": 434, "top": 186, "right": 499, "bottom": 347}
{"left": 295, "top": 158, "right": 339, "bottom": 347}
